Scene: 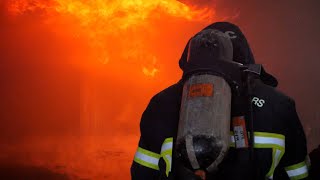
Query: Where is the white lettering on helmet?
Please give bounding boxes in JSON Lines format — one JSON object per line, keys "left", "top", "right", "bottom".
{"left": 225, "top": 31, "right": 237, "bottom": 39}
{"left": 252, "top": 97, "right": 265, "bottom": 108}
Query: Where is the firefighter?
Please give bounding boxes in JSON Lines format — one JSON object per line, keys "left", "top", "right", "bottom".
{"left": 131, "top": 22, "right": 309, "bottom": 180}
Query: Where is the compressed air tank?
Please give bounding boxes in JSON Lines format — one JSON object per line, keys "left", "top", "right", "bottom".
{"left": 176, "top": 73, "right": 231, "bottom": 172}
{"left": 174, "top": 28, "right": 235, "bottom": 174}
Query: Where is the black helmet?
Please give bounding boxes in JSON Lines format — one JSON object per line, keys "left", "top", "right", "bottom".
{"left": 179, "top": 22, "right": 278, "bottom": 87}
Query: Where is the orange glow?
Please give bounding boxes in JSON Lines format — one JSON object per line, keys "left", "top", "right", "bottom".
{"left": 7, "top": 0, "right": 214, "bottom": 75}
{"left": 3, "top": 0, "right": 218, "bottom": 179}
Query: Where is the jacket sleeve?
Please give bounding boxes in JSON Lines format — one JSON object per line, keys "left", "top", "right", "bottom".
{"left": 131, "top": 96, "right": 162, "bottom": 180}
{"left": 275, "top": 99, "right": 309, "bottom": 180}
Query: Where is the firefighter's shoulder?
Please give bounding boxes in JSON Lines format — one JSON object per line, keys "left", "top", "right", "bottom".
{"left": 253, "top": 79, "right": 295, "bottom": 107}
{"left": 144, "top": 82, "right": 183, "bottom": 132}
{"left": 150, "top": 81, "right": 183, "bottom": 105}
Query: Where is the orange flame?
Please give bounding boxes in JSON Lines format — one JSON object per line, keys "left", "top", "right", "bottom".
{"left": 7, "top": 0, "right": 215, "bottom": 77}
{"left": 4, "top": 0, "right": 217, "bottom": 179}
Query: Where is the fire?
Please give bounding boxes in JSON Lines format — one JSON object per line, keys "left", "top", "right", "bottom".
{"left": 3, "top": 0, "right": 217, "bottom": 179}
{"left": 7, "top": 0, "right": 214, "bottom": 77}
{"left": 8, "top": 0, "right": 212, "bottom": 24}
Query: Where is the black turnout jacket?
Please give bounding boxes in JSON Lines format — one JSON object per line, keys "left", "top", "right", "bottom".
{"left": 131, "top": 79, "right": 309, "bottom": 180}
{"left": 131, "top": 22, "right": 309, "bottom": 180}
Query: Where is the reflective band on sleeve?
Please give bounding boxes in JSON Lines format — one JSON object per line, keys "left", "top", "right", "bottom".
{"left": 161, "top": 137, "right": 173, "bottom": 177}
{"left": 161, "top": 138, "right": 173, "bottom": 155}
{"left": 254, "top": 136, "right": 285, "bottom": 149}
{"left": 229, "top": 132, "right": 285, "bottom": 149}
{"left": 254, "top": 132, "right": 285, "bottom": 150}
{"left": 134, "top": 147, "right": 160, "bottom": 170}
{"left": 230, "top": 131, "right": 285, "bottom": 180}
{"left": 163, "top": 154, "right": 172, "bottom": 176}
{"left": 266, "top": 148, "right": 284, "bottom": 179}
{"left": 285, "top": 161, "right": 309, "bottom": 180}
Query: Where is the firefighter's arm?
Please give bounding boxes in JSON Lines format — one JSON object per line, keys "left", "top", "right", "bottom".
{"left": 276, "top": 100, "right": 309, "bottom": 180}
{"left": 131, "top": 97, "right": 161, "bottom": 179}
{"left": 131, "top": 138, "right": 161, "bottom": 179}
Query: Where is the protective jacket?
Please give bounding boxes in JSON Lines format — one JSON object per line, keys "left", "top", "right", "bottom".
{"left": 131, "top": 22, "right": 309, "bottom": 180}
{"left": 309, "top": 145, "right": 320, "bottom": 179}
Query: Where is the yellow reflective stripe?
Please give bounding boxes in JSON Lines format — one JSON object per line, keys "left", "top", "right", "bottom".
{"left": 229, "top": 131, "right": 285, "bottom": 179}
{"left": 254, "top": 132, "right": 285, "bottom": 140}
{"left": 134, "top": 147, "right": 160, "bottom": 170}
{"left": 161, "top": 137, "right": 173, "bottom": 156}
{"left": 254, "top": 144, "right": 284, "bottom": 151}
{"left": 285, "top": 161, "right": 306, "bottom": 171}
{"left": 161, "top": 137, "right": 173, "bottom": 177}
{"left": 138, "top": 147, "right": 161, "bottom": 159}
{"left": 163, "top": 154, "right": 172, "bottom": 177}
{"left": 163, "top": 137, "right": 173, "bottom": 144}
{"left": 266, "top": 148, "right": 285, "bottom": 179}
{"left": 134, "top": 156, "right": 159, "bottom": 170}
{"left": 229, "top": 132, "right": 285, "bottom": 148}
{"left": 254, "top": 132, "right": 285, "bottom": 149}
{"left": 285, "top": 161, "right": 309, "bottom": 180}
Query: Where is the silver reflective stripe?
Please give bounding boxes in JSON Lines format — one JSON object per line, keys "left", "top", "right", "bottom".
{"left": 164, "top": 154, "right": 172, "bottom": 171}
{"left": 161, "top": 141, "right": 173, "bottom": 153}
{"left": 230, "top": 132, "right": 285, "bottom": 179}
{"left": 274, "top": 149, "right": 282, "bottom": 168}
{"left": 230, "top": 132, "right": 285, "bottom": 149}
{"left": 161, "top": 137, "right": 173, "bottom": 176}
{"left": 267, "top": 149, "right": 283, "bottom": 180}
{"left": 254, "top": 136, "right": 285, "bottom": 148}
{"left": 287, "top": 166, "right": 308, "bottom": 177}
{"left": 135, "top": 151, "right": 159, "bottom": 165}
{"left": 285, "top": 161, "right": 309, "bottom": 179}
{"left": 134, "top": 147, "right": 160, "bottom": 170}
